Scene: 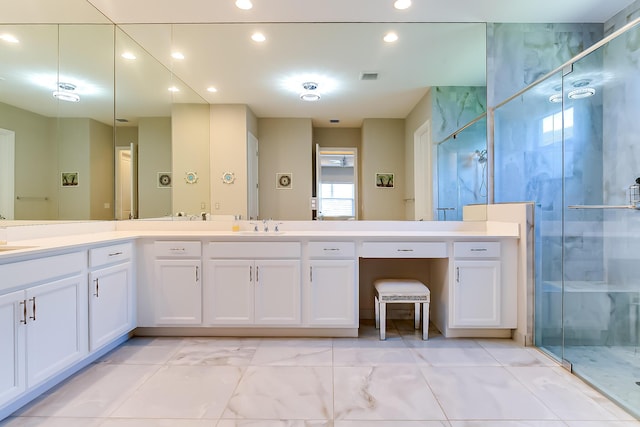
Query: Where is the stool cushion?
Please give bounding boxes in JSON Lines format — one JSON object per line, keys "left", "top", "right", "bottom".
{"left": 374, "top": 279, "right": 430, "bottom": 302}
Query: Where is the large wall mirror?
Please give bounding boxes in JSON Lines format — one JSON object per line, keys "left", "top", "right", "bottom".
{"left": 0, "top": 17, "right": 487, "bottom": 222}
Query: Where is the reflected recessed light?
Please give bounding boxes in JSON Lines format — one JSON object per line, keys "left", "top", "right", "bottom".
{"left": 393, "top": 0, "right": 411, "bottom": 9}
{"left": 207, "top": 86, "right": 218, "bottom": 93}
{"left": 383, "top": 32, "right": 398, "bottom": 43}
{"left": 171, "top": 52, "right": 185, "bottom": 60}
{"left": 548, "top": 93, "right": 563, "bottom": 103}
{"left": 251, "top": 32, "right": 266, "bottom": 42}
{"left": 235, "top": 0, "right": 253, "bottom": 10}
{"left": 568, "top": 87, "right": 596, "bottom": 99}
{"left": 168, "top": 86, "right": 180, "bottom": 92}
{"left": 0, "top": 34, "right": 19, "bottom": 43}
{"left": 300, "top": 92, "right": 320, "bottom": 102}
{"left": 121, "top": 52, "right": 136, "bottom": 60}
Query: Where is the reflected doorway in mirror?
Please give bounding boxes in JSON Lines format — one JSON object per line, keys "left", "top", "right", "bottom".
{"left": 276, "top": 173, "right": 292, "bottom": 189}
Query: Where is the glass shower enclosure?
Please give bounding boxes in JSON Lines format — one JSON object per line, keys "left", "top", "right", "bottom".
{"left": 494, "top": 19, "right": 640, "bottom": 416}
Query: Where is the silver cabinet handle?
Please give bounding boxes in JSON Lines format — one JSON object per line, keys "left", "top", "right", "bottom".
{"left": 456, "top": 267, "right": 460, "bottom": 283}
{"left": 256, "top": 266, "right": 259, "bottom": 283}
{"left": 470, "top": 248, "right": 487, "bottom": 252}
{"left": 170, "top": 247, "right": 186, "bottom": 252}
{"left": 29, "top": 297, "right": 36, "bottom": 321}
{"left": 94, "top": 278, "right": 100, "bottom": 297}
{"left": 108, "top": 251, "right": 123, "bottom": 257}
{"left": 323, "top": 248, "right": 340, "bottom": 251}
{"left": 310, "top": 266, "right": 313, "bottom": 282}
{"left": 20, "top": 300, "right": 27, "bottom": 324}
{"left": 397, "top": 249, "right": 414, "bottom": 252}
{"left": 195, "top": 266, "right": 199, "bottom": 283}
{"left": 249, "top": 265, "right": 253, "bottom": 282}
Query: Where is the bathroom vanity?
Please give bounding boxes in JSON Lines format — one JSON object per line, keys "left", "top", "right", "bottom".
{"left": 0, "top": 212, "right": 523, "bottom": 419}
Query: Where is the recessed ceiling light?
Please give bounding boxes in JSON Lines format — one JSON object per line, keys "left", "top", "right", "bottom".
{"left": 207, "top": 86, "right": 218, "bottom": 93}
{"left": 0, "top": 34, "right": 19, "bottom": 43}
{"left": 393, "top": 0, "right": 411, "bottom": 10}
{"left": 171, "top": 52, "right": 185, "bottom": 60}
{"left": 251, "top": 32, "right": 266, "bottom": 42}
{"left": 300, "top": 93, "right": 320, "bottom": 102}
{"left": 383, "top": 32, "right": 399, "bottom": 43}
{"left": 121, "top": 52, "right": 136, "bottom": 60}
{"left": 235, "top": 0, "right": 253, "bottom": 10}
{"left": 168, "top": 86, "right": 180, "bottom": 92}
{"left": 568, "top": 87, "right": 596, "bottom": 99}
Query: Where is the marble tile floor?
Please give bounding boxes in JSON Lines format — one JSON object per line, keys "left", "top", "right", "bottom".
{"left": 2, "top": 320, "right": 640, "bottom": 427}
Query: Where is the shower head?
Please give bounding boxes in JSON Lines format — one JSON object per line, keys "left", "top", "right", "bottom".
{"left": 475, "top": 149, "right": 487, "bottom": 164}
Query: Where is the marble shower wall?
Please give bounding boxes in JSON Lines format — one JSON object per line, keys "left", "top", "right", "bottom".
{"left": 431, "top": 86, "right": 487, "bottom": 220}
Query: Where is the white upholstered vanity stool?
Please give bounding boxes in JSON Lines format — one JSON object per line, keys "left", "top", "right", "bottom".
{"left": 374, "top": 279, "right": 430, "bottom": 340}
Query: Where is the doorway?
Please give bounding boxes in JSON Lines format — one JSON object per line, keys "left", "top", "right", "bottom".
{"left": 413, "top": 121, "right": 433, "bottom": 220}
{"left": 115, "top": 143, "right": 138, "bottom": 219}
{"left": 0, "top": 128, "right": 15, "bottom": 220}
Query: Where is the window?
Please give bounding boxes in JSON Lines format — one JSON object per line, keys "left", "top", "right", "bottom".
{"left": 542, "top": 107, "right": 573, "bottom": 145}
{"left": 320, "top": 183, "right": 354, "bottom": 217}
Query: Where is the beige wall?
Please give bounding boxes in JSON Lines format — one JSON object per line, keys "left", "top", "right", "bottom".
{"left": 361, "top": 118, "right": 406, "bottom": 220}
{"left": 0, "top": 102, "right": 58, "bottom": 219}
{"left": 173, "top": 103, "right": 210, "bottom": 215}
{"left": 258, "top": 118, "right": 312, "bottom": 220}
{"left": 404, "top": 89, "right": 433, "bottom": 220}
{"left": 115, "top": 126, "right": 138, "bottom": 147}
{"left": 138, "top": 117, "right": 171, "bottom": 218}
{"left": 89, "top": 119, "right": 115, "bottom": 220}
{"left": 58, "top": 119, "right": 91, "bottom": 220}
{"left": 210, "top": 104, "right": 250, "bottom": 217}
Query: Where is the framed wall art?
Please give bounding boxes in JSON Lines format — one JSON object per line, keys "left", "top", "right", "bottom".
{"left": 375, "top": 172, "right": 394, "bottom": 188}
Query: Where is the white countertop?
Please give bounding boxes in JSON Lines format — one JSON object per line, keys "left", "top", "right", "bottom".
{"left": 0, "top": 219, "right": 520, "bottom": 261}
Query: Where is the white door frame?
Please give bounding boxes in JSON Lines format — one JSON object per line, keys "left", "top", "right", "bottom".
{"left": 413, "top": 121, "right": 433, "bottom": 220}
{"left": 0, "top": 129, "right": 15, "bottom": 220}
{"left": 247, "top": 132, "right": 259, "bottom": 220}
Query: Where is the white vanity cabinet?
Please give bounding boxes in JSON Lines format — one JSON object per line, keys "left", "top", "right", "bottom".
{"left": 153, "top": 241, "right": 202, "bottom": 325}
{"left": 88, "top": 242, "right": 134, "bottom": 352}
{"left": 205, "top": 242, "right": 301, "bottom": 325}
{"left": 306, "top": 241, "right": 357, "bottom": 326}
{"left": 0, "top": 252, "right": 87, "bottom": 408}
{"left": 450, "top": 242, "right": 507, "bottom": 328}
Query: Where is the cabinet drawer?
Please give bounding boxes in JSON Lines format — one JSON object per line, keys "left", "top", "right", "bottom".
{"left": 453, "top": 241, "right": 501, "bottom": 258}
{"left": 209, "top": 242, "right": 300, "bottom": 258}
{"left": 89, "top": 242, "right": 132, "bottom": 267}
{"left": 361, "top": 242, "right": 447, "bottom": 258}
{"left": 308, "top": 241, "right": 355, "bottom": 258}
{"left": 154, "top": 241, "right": 202, "bottom": 257}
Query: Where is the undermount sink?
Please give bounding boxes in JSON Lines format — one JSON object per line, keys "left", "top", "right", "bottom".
{"left": 0, "top": 245, "right": 37, "bottom": 252}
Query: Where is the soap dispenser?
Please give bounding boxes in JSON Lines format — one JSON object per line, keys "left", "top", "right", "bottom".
{"left": 232, "top": 215, "right": 241, "bottom": 232}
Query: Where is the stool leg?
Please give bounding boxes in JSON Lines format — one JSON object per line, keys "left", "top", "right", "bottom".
{"left": 414, "top": 302, "right": 420, "bottom": 329}
{"left": 422, "top": 302, "right": 429, "bottom": 340}
{"left": 380, "top": 302, "right": 386, "bottom": 340}
{"left": 374, "top": 296, "right": 380, "bottom": 329}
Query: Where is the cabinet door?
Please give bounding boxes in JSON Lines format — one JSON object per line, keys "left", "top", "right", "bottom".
{"left": 25, "top": 275, "right": 87, "bottom": 388}
{"left": 451, "top": 260, "right": 501, "bottom": 327}
{"left": 308, "top": 260, "right": 356, "bottom": 326}
{"left": 205, "top": 260, "right": 253, "bottom": 325}
{"left": 89, "top": 262, "right": 133, "bottom": 351}
{"left": 0, "top": 290, "right": 26, "bottom": 407}
{"left": 154, "top": 259, "right": 202, "bottom": 325}
{"left": 254, "top": 260, "right": 301, "bottom": 325}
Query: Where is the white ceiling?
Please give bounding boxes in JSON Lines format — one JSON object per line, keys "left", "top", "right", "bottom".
{"left": 0, "top": 0, "right": 635, "bottom": 127}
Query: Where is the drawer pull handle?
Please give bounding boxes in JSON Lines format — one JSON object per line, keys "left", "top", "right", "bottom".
{"left": 170, "top": 247, "right": 186, "bottom": 252}
{"left": 470, "top": 248, "right": 488, "bottom": 252}
{"left": 29, "top": 297, "right": 36, "bottom": 321}
{"left": 108, "top": 251, "right": 123, "bottom": 257}
{"left": 397, "top": 249, "right": 414, "bottom": 252}
{"left": 94, "top": 278, "right": 100, "bottom": 297}
{"left": 20, "top": 300, "right": 27, "bottom": 324}
{"left": 323, "top": 248, "right": 340, "bottom": 251}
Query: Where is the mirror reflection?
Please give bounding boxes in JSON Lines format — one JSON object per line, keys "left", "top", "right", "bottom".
{"left": 316, "top": 146, "right": 358, "bottom": 220}
{"left": 0, "top": 21, "right": 487, "bottom": 222}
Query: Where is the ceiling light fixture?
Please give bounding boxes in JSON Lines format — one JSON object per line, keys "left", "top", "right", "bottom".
{"left": 568, "top": 87, "right": 596, "bottom": 99}
{"left": 300, "top": 81, "right": 320, "bottom": 101}
{"left": 251, "top": 32, "right": 266, "bottom": 42}
{"left": 168, "top": 86, "right": 180, "bottom": 92}
{"left": 393, "top": 0, "right": 411, "bottom": 10}
{"left": 207, "top": 86, "right": 218, "bottom": 93}
{"left": 0, "top": 34, "right": 19, "bottom": 43}
{"left": 383, "top": 32, "right": 399, "bottom": 43}
{"left": 548, "top": 93, "right": 563, "bottom": 103}
{"left": 171, "top": 52, "right": 185, "bottom": 60}
{"left": 121, "top": 52, "right": 136, "bottom": 60}
{"left": 52, "top": 82, "right": 80, "bottom": 103}
{"left": 235, "top": 0, "right": 253, "bottom": 10}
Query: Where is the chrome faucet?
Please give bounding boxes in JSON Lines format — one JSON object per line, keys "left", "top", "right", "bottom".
{"left": 263, "top": 219, "right": 269, "bottom": 232}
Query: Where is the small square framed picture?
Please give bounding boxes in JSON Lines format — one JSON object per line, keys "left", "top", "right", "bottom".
{"left": 276, "top": 173, "right": 292, "bottom": 189}
{"left": 375, "top": 173, "right": 394, "bottom": 188}
{"left": 61, "top": 172, "right": 79, "bottom": 187}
